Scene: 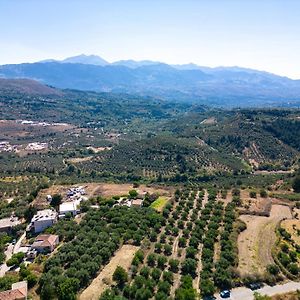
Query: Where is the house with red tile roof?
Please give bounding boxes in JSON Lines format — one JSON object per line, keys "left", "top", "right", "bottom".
{"left": 0, "top": 281, "right": 27, "bottom": 300}
{"left": 31, "top": 234, "right": 59, "bottom": 253}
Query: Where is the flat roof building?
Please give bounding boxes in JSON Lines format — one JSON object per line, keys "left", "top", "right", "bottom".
{"left": 59, "top": 199, "right": 81, "bottom": 217}
{"left": 0, "top": 217, "right": 20, "bottom": 233}
{"left": 30, "top": 209, "right": 57, "bottom": 233}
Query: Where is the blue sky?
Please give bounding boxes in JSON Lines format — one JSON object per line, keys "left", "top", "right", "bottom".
{"left": 0, "top": 0, "right": 300, "bottom": 78}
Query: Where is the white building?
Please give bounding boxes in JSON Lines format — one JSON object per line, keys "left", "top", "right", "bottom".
{"left": 30, "top": 209, "right": 57, "bottom": 233}
{"left": 59, "top": 199, "right": 81, "bottom": 218}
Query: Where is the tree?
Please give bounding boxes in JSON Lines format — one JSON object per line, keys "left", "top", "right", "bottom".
{"left": 181, "top": 258, "right": 197, "bottom": 277}
{"left": 164, "top": 244, "right": 172, "bottom": 256}
{"left": 51, "top": 193, "right": 62, "bottom": 207}
{"left": 163, "top": 271, "right": 174, "bottom": 284}
{"left": 151, "top": 268, "right": 162, "bottom": 281}
{"left": 57, "top": 278, "right": 79, "bottom": 300}
{"left": 287, "top": 263, "right": 299, "bottom": 275}
{"left": 113, "top": 266, "right": 128, "bottom": 286}
{"left": 157, "top": 255, "right": 167, "bottom": 269}
{"left": 293, "top": 176, "right": 300, "bottom": 193}
{"left": 200, "top": 278, "right": 215, "bottom": 297}
{"left": 147, "top": 253, "right": 156, "bottom": 266}
{"left": 260, "top": 189, "right": 268, "bottom": 198}
{"left": 7, "top": 252, "right": 25, "bottom": 267}
{"left": 129, "top": 190, "right": 138, "bottom": 198}
{"left": 266, "top": 264, "right": 279, "bottom": 275}
{"left": 0, "top": 275, "right": 19, "bottom": 292}
{"left": 175, "top": 275, "right": 196, "bottom": 300}
{"left": 169, "top": 259, "right": 179, "bottom": 273}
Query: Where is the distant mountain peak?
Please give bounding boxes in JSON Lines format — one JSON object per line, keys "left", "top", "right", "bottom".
{"left": 39, "top": 54, "right": 109, "bottom": 66}
{"left": 61, "top": 54, "right": 109, "bottom": 66}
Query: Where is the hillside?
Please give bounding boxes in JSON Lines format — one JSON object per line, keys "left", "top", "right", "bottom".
{"left": 0, "top": 79, "right": 299, "bottom": 181}
{"left": 0, "top": 78, "right": 62, "bottom": 95}
{"left": 1, "top": 61, "right": 300, "bottom": 107}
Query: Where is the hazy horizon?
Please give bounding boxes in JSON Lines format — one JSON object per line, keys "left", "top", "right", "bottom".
{"left": 1, "top": 0, "right": 300, "bottom": 79}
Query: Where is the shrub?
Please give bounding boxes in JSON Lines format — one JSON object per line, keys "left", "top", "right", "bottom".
{"left": 266, "top": 264, "right": 280, "bottom": 275}
{"left": 113, "top": 266, "right": 128, "bottom": 286}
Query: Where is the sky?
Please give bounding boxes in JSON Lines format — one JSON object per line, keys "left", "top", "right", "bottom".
{"left": 0, "top": 0, "right": 300, "bottom": 78}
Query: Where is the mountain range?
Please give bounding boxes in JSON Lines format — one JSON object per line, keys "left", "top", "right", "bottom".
{"left": 0, "top": 54, "right": 300, "bottom": 107}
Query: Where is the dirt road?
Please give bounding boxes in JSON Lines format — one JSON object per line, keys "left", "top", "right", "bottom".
{"left": 80, "top": 245, "right": 139, "bottom": 300}
{"left": 238, "top": 205, "right": 292, "bottom": 276}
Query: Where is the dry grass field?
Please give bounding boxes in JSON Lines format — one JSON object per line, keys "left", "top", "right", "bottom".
{"left": 0, "top": 119, "right": 74, "bottom": 140}
{"left": 34, "top": 182, "right": 173, "bottom": 208}
{"left": 79, "top": 245, "right": 139, "bottom": 300}
{"left": 281, "top": 219, "right": 300, "bottom": 245}
{"left": 240, "top": 189, "right": 271, "bottom": 215}
{"left": 271, "top": 292, "right": 300, "bottom": 300}
{"left": 238, "top": 205, "right": 292, "bottom": 276}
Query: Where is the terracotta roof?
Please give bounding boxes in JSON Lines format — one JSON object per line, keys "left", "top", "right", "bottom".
{"left": 0, "top": 289, "right": 26, "bottom": 300}
{"left": 32, "top": 234, "right": 58, "bottom": 248}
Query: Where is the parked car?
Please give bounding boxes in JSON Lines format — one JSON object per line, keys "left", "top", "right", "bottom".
{"left": 12, "top": 239, "right": 16, "bottom": 245}
{"left": 249, "top": 282, "right": 263, "bottom": 290}
{"left": 203, "top": 296, "right": 216, "bottom": 300}
{"left": 220, "top": 290, "right": 230, "bottom": 298}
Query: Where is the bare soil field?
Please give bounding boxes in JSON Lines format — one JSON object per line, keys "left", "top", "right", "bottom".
{"left": 92, "top": 183, "right": 173, "bottom": 198}
{"left": 34, "top": 183, "right": 173, "bottom": 208}
{"left": 200, "top": 117, "right": 216, "bottom": 125}
{"left": 80, "top": 245, "right": 139, "bottom": 300}
{"left": 0, "top": 119, "right": 74, "bottom": 141}
{"left": 238, "top": 205, "right": 292, "bottom": 276}
{"left": 240, "top": 189, "right": 271, "bottom": 215}
{"left": 67, "top": 156, "right": 93, "bottom": 163}
{"left": 87, "top": 146, "right": 112, "bottom": 153}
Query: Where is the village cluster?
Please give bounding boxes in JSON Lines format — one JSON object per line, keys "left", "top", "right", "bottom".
{"left": 0, "top": 186, "right": 87, "bottom": 265}
{"left": 0, "top": 141, "right": 48, "bottom": 153}
{"left": 16, "top": 119, "right": 69, "bottom": 127}
{"left": 0, "top": 185, "right": 150, "bottom": 299}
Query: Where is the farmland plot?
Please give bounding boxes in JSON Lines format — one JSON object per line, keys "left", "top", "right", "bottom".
{"left": 238, "top": 205, "right": 292, "bottom": 276}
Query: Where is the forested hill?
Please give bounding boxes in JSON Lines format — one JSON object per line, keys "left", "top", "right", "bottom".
{"left": 1, "top": 62, "right": 300, "bottom": 107}
{"left": 1, "top": 78, "right": 300, "bottom": 179}
{"left": 0, "top": 78, "right": 198, "bottom": 126}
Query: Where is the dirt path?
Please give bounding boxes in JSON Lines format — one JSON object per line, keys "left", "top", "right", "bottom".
{"left": 237, "top": 205, "right": 292, "bottom": 276}
{"left": 193, "top": 190, "right": 206, "bottom": 293}
{"left": 80, "top": 245, "right": 139, "bottom": 300}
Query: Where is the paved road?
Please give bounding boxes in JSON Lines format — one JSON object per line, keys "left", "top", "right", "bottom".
{"left": 0, "top": 232, "right": 26, "bottom": 277}
{"left": 13, "top": 232, "right": 26, "bottom": 254}
{"left": 0, "top": 243, "right": 14, "bottom": 276}
{"left": 214, "top": 282, "right": 300, "bottom": 300}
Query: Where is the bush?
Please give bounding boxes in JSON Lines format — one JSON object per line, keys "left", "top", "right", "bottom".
{"left": 260, "top": 189, "right": 268, "bottom": 198}
{"left": 266, "top": 264, "right": 280, "bottom": 275}
{"left": 293, "top": 176, "right": 300, "bottom": 193}
{"left": 6, "top": 252, "right": 25, "bottom": 267}
{"left": 113, "top": 266, "right": 128, "bottom": 286}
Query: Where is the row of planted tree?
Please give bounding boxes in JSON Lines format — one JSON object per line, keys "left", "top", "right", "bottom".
{"left": 100, "top": 187, "right": 241, "bottom": 299}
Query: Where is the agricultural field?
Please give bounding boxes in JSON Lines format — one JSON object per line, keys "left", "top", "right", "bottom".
{"left": 1, "top": 81, "right": 300, "bottom": 300}
{"left": 237, "top": 205, "right": 292, "bottom": 276}
{"left": 80, "top": 245, "right": 139, "bottom": 300}
{"left": 150, "top": 196, "right": 169, "bottom": 212}
{"left": 34, "top": 183, "right": 173, "bottom": 209}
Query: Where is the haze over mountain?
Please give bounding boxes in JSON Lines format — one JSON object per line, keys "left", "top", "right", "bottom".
{"left": 39, "top": 54, "right": 109, "bottom": 66}
{"left": 1, "top": 54, "right": 300, "bottom": 107}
